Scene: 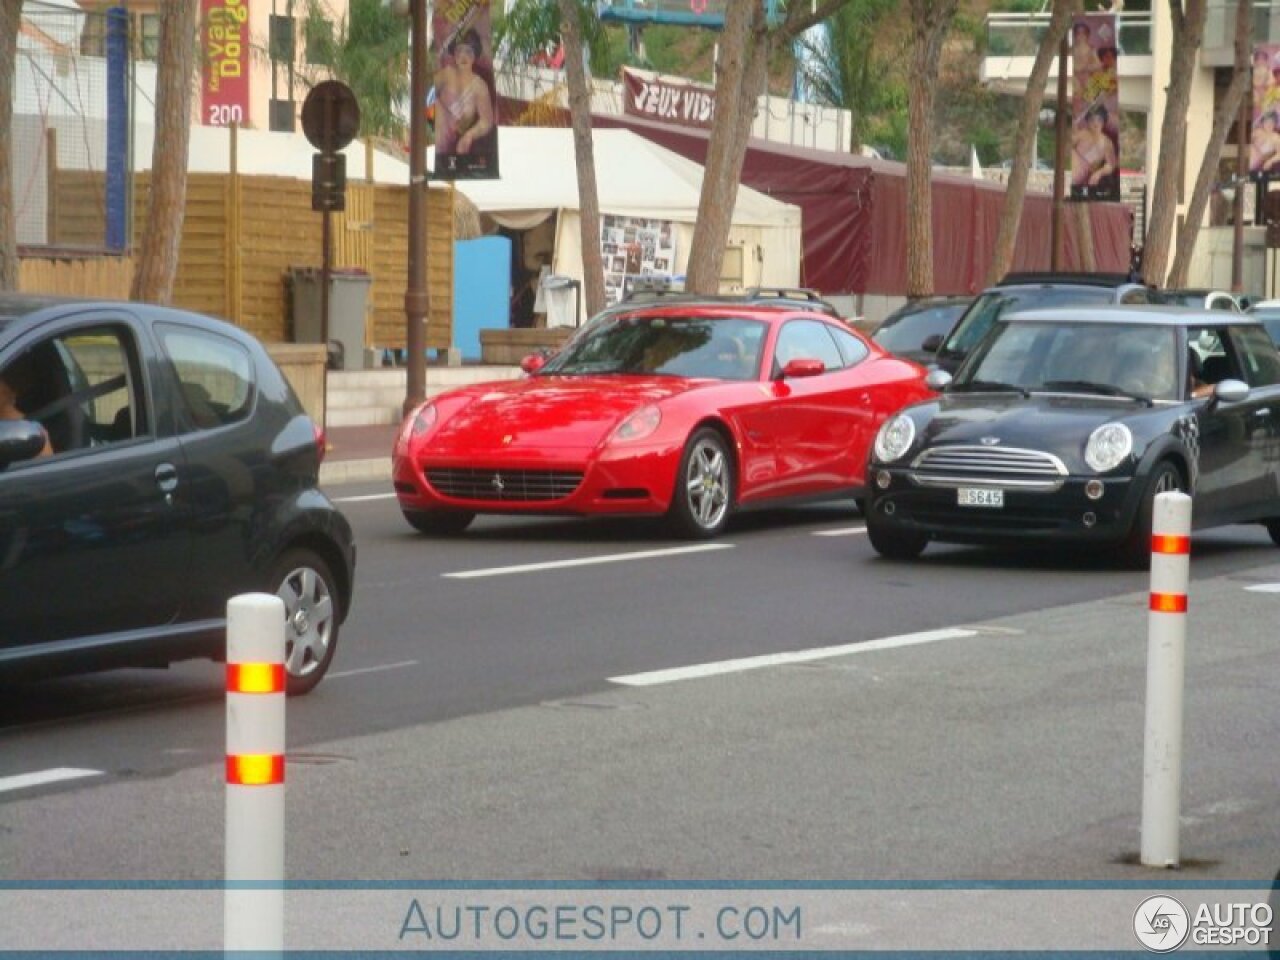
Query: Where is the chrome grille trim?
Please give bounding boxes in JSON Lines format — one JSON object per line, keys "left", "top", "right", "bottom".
{"left": 909, "top": 445, "right": 1068, "bottom": 491}
{"left": 426, "top": 467, "right": 584, "bottom": 502}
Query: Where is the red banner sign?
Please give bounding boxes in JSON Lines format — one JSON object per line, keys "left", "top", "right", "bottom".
{"left": 202, "top": 0, "right": 250, "bottom": 127}
{"left": 622, "top": 68, "right": 716, "bottom": 130}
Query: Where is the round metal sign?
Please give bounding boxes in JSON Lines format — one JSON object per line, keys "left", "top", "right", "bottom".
{"left": 301, "top": 81, "right": 361, "bottom": 153}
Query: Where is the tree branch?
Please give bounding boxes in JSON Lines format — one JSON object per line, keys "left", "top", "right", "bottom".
{"left": 778, "top": 0, "right": 850, "bottom": 42}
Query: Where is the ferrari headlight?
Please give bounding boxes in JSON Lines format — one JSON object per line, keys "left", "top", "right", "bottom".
{"left": 397, "top": 401, "right": 437, "bottom": 449}
{"left": 1084, "top": 422, "right": 1133, "bottom": 472}
{"left": 611, "top": 404, "right": 661, "bottom": 443}
{"left": 874, "top": 414, "right": 916, "bottom": 463}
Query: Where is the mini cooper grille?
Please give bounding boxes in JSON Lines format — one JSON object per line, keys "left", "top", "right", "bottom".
{"left": 909, "top": 445, "right": 1068, "bottom": 491}
{"left": 426, "top": 467, "right": 584, "bottom": 502}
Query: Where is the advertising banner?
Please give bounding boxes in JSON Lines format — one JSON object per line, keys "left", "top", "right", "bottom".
{"left": 432, "top": 0, "right": 499, "bottom": 180}
{"left": 1069, "top": 12, "right": 1120, "bottom": 202}
{"left": 600, "top": 214, "right": 678, "bottom": 306}
{"left": 201, "top": 0, "right": 250, "bottom": 127}
{"left": 1251, "top": 43, "right": 1280, "bottom": 179}
{"left": 622, "top": 67, "right": 716, "bottom": 130}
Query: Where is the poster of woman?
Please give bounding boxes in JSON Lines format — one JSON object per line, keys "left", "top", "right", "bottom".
{"left": 1069, "top": 13, "right": 1121, "bottom": 202}
{"left": 432, "top": 0, "right": 499, "bottom": 180}
{"left": 1251, "top": 45, "right": 1280, "bottom": 180}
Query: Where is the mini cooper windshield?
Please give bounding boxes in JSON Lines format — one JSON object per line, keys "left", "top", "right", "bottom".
{"left": 956, "top": 320, "right": 1180, "bottom": 403}
{"left": 539, "top": 316, "right": 767, "bottom": 380}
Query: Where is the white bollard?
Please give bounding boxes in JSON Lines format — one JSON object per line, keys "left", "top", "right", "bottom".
{"left": 1140, "top": 490, "right": 1191, "bottom": 868}
{"left": 225, "top": 593, "right": 286, "bottom": 953}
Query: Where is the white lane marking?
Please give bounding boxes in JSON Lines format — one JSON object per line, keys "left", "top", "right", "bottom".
{"left": 1244, "top": 583, "right": 1280, "bottom": 593}
{"left": 812, "top": 526, "right": 867, "bottom": 537}
{"left": 0, "top": 767, "right": 103, "bottom": 795}
{"left": 328, "top": 659, "right": 419, "bottom": 679}
{"left": 610, "top": 627, "right": 979, "bottom": 687}
{"left": 444, "top": 543, "right": 734, "bottom": 580}
{"left": 332, "top": 492, "right": 397, "bottom": 504}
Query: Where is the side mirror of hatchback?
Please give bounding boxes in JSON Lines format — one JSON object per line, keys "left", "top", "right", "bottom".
{"left": 924, "top": 368, "right": 953, "bottom": 391}
{"left": 921, "top": 334, "right": 944, "bottom": 353}
{"left": 0, "top": 420, "right": 48, "bottom": 468}
{"left": 1212, "top": 378, "right": 1250, "bottom": 405}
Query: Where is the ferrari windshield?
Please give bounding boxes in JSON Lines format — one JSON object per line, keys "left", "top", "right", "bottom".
{"left": 539, "top": 315, "right": 767, "bottom": 380}
{"left": 956, "top": 320, "right": 1181, "bottom": 402}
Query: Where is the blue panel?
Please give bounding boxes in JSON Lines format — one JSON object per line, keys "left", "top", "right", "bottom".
{"left": 453, "top": 236, "right": 512, "bottom": 361}
{"left": 105, "top": 7, "right": 129, "bottom": 251}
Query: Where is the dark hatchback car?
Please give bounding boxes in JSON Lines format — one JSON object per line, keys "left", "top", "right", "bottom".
{"left": 933, "top": 272, "right": 1160, "bottom": 374}
{"left": 0, "top": 296, "right": 355, "bottom": 693}
{"left": 865, "top": 307, "right": 1280, "bottom": 564}
{"left": 871, "top": 296, "right": 972, "bottom": 365}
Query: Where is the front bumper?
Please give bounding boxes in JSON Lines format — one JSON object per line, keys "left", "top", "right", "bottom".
{"left": 392, "top": 442, "right": 682, "bottom": 517}
{"left": 866, "top": 464, "right": 1142, "bottom": 544}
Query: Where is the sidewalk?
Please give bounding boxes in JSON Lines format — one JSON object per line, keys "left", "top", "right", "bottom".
{"left": 319, "top": 422, "right": 398, "bottom": 487}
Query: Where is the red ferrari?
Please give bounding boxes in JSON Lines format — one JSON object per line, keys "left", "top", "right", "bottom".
{"left": 392, "top": 302, "right": 932, "bottom": 537}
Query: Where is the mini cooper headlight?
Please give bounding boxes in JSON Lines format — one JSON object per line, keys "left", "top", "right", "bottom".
{"left": 611, "top": 404, "right": 661, "bottom": 443}
{"left": 1084, "top": 422, "right": 1133, "bottom": 473}
{"left": 874, "top": 414, "right": 916, "bottom": 463}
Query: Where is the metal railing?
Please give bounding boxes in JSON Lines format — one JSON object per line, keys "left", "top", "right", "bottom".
{"left": 1204, "top": 0, "right": 1280, "bottom": 51}
{"left": 986, "top": 11, "right": 1153, "bottom": 58}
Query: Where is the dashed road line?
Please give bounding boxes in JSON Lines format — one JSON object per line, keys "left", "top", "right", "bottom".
{"left": 0, "top": 767, "right": 103, "bottom": 795}
{"left": 1244, "top": 583, "right": 1280, "bottom": 593}
{"left": 328, "top": 660, "right": 419, "bottom": 679}
{"left": 610, "top": 627, "right": 980, "bottom": 687}
{"left": 444, "top": 543, "right": 734, "bottom": 579}
{"left": 811, "top": 526, "right": 867, "bottom": 537}
{"left": 332, "top": 492, "right": 397, "bottom": 504}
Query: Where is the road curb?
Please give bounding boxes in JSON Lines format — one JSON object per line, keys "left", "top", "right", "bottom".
{"left": 320, "top": 457, "right": 391, "bottom": 487}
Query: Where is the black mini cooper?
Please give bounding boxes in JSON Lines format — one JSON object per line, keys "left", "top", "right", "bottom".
{"left": 865, "top": 306, "right": 1280, "bottom": 564}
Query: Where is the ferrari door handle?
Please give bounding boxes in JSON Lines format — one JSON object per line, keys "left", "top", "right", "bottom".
{"left": 154, "top": 462, "right": 179, "bottom": 494}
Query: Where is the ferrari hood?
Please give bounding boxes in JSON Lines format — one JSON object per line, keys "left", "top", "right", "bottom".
{"left": 428, "top": 375, "right": 699, "bottom": 451}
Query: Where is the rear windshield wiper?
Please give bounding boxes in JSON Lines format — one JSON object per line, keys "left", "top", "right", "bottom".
{"left": 949, "top": 379, "right": 1030, "bottom": 398}
{"left": 1040, "top": 379, "right": 1153, "bottom": 406}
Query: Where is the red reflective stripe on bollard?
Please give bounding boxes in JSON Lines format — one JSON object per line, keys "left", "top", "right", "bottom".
{"left": 226, "top": 663, "right": 286, "bottom": 694}
{"left": 1149, "top": 593, "right": 1188, "bottom": 613}
{"left": 226, "top": 754, "right": 285, "bottom": 786}
{"left": 1150, "top": 534, "right": 1191, "bottom": 555}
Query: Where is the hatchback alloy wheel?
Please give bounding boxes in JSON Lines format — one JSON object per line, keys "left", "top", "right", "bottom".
{"left": 271, "top": 549, "right": 340, "bottom": 695}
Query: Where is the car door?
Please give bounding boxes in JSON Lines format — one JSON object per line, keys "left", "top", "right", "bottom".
{"left": 1189, "top": 325, "right": 1272, "bottom": 523}
{"left": 736, "top": 318, "right": 857, "bottom": 500}
{"left": 1226, "top": 323, "right": 1280, "bottom": 509}
{"left": 0, "top": 314, "right": 193, "bottom": 651}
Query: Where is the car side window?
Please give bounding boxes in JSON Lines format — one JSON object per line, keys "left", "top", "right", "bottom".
{"left": 157, "top": 324, "right": 254, "bottom": 431}
{"left": 1188, "top": 326, "right": 1244, "bottom": 388}
{"left": 827, "top": 323, "right": 870, "bottom": 368}
{"left": 1228, "top": 325, "right": 1280, "bottom": 387}
{"left": 0, "top": 325, "right": 146, "bottom": 459}
{"left": 772, "top": 319, "right": 844, "bottom": 376}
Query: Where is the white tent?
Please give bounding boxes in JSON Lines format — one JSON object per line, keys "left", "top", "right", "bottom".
{"left": 429, "top": 127, "right": 803, "bottom": 299}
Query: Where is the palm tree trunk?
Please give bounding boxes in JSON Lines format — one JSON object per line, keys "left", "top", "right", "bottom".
{"left": 559, "top": 0, "right": 605, "bottom": 318}
{"left": 131, "top": 0, "right": 199, "bottom": 304}
{"left": 905, "top": 0, "right": 958, "bottom": 298}
{"left": 1167, "top": 0, "right": 1251, "bottom": 287}
{"left": 986, "top": 0, "right": 1078, "bottom": 288}
{"left": 1141, "top": 0, "right": 1207, "bottom": 287}
{"left": 0, "top": 0, "right": 22, "bottom": 292}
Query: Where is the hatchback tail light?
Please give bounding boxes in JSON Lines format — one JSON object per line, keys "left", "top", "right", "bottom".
{"left": 314, "top": 422, "right": 327, "bottom": 463}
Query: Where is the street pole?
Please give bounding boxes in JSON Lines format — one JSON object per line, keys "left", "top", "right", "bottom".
{"left": 404, "top": 0, "right": 429, "bottom": 417}
{"left": 1052, "top": 30, "right": 1069, "bottom": 271}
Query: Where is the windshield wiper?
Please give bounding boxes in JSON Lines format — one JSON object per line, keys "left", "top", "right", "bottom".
{"left": 1040, "top": 380, "right": 1153, "bottom": 406}
{"left": 950, "top": 379, "right": 1030, "bottom": 398}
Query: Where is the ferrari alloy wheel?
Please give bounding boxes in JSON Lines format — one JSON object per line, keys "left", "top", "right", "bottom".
{"left": 670, "top": 428, "right": 733, "bottom": 538}
{"left": 1120, "top": 461, "right": 1184, "bottom": 568}
{"left": 403, "top": 509, "right": 475, "bottom": 536}
{"left": 269, "top": 549, "right": 340, "bottom": 696}
{"left": 865, "top": 503, "right": 927, "bottom": 560}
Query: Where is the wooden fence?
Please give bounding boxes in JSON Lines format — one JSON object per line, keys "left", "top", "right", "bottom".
{"left": 27, "top": 160, "right": 454, "bottom": 351}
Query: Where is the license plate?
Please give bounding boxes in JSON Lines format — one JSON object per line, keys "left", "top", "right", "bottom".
{"left": 957, "top": 487, "right": 1004, "bottom": 508}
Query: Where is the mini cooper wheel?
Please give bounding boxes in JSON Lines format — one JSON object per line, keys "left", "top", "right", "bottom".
{"left": 402, "top": 509, "right": 475, "bottom": 536}
{"left": 669, "top": 428, "right": 734, "bottom": 539}
{"left": 865, "top": 504, "right": 928, "bottom": 560}
{"left": 1121, "top": 461, "right": 1184, "bottom": 568}
{"left": 269, "top": 549, "right": 340, "bottom": 696}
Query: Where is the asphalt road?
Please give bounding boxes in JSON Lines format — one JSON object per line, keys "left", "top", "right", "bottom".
{"left": 2, "top": 485, "right": 1278, "bottom": 882}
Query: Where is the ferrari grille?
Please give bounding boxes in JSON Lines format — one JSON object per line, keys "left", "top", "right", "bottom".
{"left": 426, "top": 467, "right": 584, "bottom": 502}
{"left": 909, "top": 445, "right": 1067, "bottom": 491}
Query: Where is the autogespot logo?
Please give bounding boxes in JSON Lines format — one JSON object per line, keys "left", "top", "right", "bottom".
{"left": 1134, "top": 895, "right": 1191, "bottom": 952}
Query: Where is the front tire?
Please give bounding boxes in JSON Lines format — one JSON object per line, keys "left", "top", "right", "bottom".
{"left": 1265, "top": 518, "right": 1280, "bottom": 547}
{"left": 1120, "top": 461, "right": 1184, "bottom": 568}
{"left": 668, "top": 428, "right": 734, "bottom": 539}
{"left": 865, "top": 503, "right": 927, "bottom": 560}
{"left": 269, "top": 549, "right": 341, "bottom": 696}
{"left": 403, "top": 509, "right": 474, "bottom": 535}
